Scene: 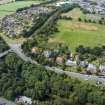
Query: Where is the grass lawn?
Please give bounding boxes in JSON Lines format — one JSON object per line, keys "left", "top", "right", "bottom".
{"left": 0, "top": 33, "right": 26, "bottom": 45}
{"left": 49, "top": 20, "right": 105, "bottom": 52}
{"left": 0, "top": 1, "right": 42, "bottom": 17}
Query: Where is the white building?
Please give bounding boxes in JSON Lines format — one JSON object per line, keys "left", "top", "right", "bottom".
{"left": 43, "top": 50, "right": 51, "bottom": 58}
{"left": 87, "top": 64, "right": 97, "bottom": 73}
{"left": 66, "top": 59, "right": 77, "bottom": 66}
{"left": 99, "top": 65, "right": 105, "bottom": 71}
{"left": 16, "top": 96, "right": 32, "bottom": 105}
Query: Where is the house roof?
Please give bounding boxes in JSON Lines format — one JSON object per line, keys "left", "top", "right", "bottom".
{"left": 56, "top": 56, "right": 64, "bottom": 64}
{"left": 31, "top": 47, "right": 39, "bottom": 54}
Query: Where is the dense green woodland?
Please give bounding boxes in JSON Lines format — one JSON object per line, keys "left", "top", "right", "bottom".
{"left": 0, "top": 53, "right": 105, "bottom": 105}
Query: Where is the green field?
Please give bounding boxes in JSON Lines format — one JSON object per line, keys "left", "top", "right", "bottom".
{"left": 0, "top": 1, "right": 41, "bottom": 17}
{"left": 49, "top": 8, "right": 105, "bottom": 52}
{"left": 49, "top": 20, "right": 105, "bottom": 52}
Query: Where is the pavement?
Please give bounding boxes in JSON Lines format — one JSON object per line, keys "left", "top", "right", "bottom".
{"left": 0, "top": 98, "right": 16, "bottom": 105}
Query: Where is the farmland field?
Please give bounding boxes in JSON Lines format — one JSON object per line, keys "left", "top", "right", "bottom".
{"left": 0, "top": 1, "right": 42, "bottom": 17}
{"left": 49, "top": 19, "right": 105, "bottom": 52}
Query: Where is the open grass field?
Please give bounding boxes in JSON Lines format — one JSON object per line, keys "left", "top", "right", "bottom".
{"left": 49, "top": 8, "right": 105, "bottom": 52}
{"left": 0, "top": 1, "right": 41, "bottom": 17}
{"left": 49, "top": 20, "right": 105, "bottom": 52}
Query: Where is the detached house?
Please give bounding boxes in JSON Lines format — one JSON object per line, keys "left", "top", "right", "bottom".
{"left": 66, "top": 59, "right": 77, "bottom": 67}
{"left": 43, "top": 50, "right": 52, "bottom": 58}
{"left": 31, "top": 47, "right": 39, "bottom": 54}
{"left": 87, "top": 64, "right": 97, "bottom": 73}
{"left": 16, "top": 96, "right": 32, "bottom": 105}
{"left": 56, "top": 56, "right": 64, "bottom": 64}
{"left": 99, "top": 65, "right": 105, "bottom": 72}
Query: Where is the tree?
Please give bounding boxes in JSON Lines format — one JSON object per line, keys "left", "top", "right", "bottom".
{"left": 78, "top": 18, "right": 82, "bottom": 22}
{"left": 99, "top": 20, "right": 103, "bottom": 24}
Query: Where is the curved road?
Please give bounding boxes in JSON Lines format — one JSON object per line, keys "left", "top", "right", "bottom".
{"left": 0, "top": 44, "right": 105, "bottom": 84}
{"left": 0, "top": 49, "right": 11, "bottom": 58}
{"left": 7, "top": 44, "right": 105, "bottom": 85}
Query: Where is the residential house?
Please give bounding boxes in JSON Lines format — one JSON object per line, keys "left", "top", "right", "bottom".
{"left": 43, "top": 50, "right": 52, "bottom": 58}
{"left": 99, "top": 65, "right": 105, "bottom": 72}
{"left": 87, "top": 64, "right": 97, "bottom": 73}
{"left": 56, "top": 56, "right": 64, "bottom": 64}
{"left": 65, "top": 59, "right": 77, "bottom": 67}
{"left": 79, "top": 61, "right": 88, "bottom": 68}
{"left": 31, "top": 47, "right": 39, "bottom": 54}
{"left": 16, "top": 96, "right": 32, "bottom": 105}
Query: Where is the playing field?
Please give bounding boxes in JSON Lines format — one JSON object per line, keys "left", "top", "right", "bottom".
{"left": 0, "top": 1, "right": 41, "bottom": 17}
{"left": 49, "top": 20, "right": 105, "bottom": 52}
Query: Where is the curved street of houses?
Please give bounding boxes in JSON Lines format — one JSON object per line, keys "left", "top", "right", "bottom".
{"left": 0, "top": 44, "right": 105, "bottom": 85}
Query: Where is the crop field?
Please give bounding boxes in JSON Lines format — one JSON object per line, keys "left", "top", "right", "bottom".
{"left": 49, "top": 20, "right": 105, "bottom": 52}
{"left": 0, "top": 1, "right": 41, "bottom": 17}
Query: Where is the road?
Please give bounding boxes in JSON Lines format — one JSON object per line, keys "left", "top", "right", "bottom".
{"left": 9, "top": 44, "right": 39, "bottom": 65}
{"left": 0, "top": 44, "right": 105, "bottom": 84}
{"left": 0, "top": 98, "right": 16, "bottom": 105}
{"left": 5, "top": 44, "right": 105, "bottom": 85}
{"left": 45, "top": 66, "right": 105, "bottom": 84}
{"left": 0, "top": 49, "right": 11, "bottom": 58}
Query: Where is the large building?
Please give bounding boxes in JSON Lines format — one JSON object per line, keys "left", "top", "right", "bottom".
{"left": 0, "top": 0, "right": 15, "bottom": 5}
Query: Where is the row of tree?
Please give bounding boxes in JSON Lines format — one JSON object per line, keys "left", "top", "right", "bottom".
{"left": 76, "top": 45, "right": 105, "bottom": 62}
{"left": 78, "top": 18, "right": 105, "bottom": 25}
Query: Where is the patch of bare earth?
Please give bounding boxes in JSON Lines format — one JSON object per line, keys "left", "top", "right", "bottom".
{"left": 67, "top": 22, "right": 98, "bottom": 31}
